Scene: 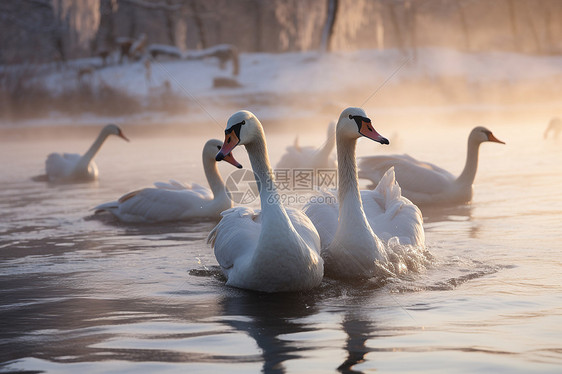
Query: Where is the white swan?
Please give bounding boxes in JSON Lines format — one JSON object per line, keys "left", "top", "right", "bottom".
{"left": 275, "top": 121, "right": 336, "bottom": 170}
{"left": 37, "top": 124, "right": 129, "bottom": 182}
{"left": 207, "top": 110, "right": 323, "bottom": 292}
{"left": 94, "top": 139, "right": 242, "bottom": 223}
{"left": 358, "top": 126, "right": 505, "bottom": 206}
{"left": 544, "top": 117, "right": 562, "bottom": 139}
{"left": 304, "top": 107, "right": 424, "bottom": 279}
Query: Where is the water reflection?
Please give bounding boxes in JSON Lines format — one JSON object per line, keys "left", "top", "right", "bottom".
{"left": 421, "top": 204, "right": 480, "bottom": 238}
{"left": 338, "top": 310, "right": 373, "bottom": 373}
{"left": 218, "top": 290, "right": 319, "bottom": 373}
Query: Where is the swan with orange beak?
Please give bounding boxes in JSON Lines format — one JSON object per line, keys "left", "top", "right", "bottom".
{"left": 208, "top": 110, "right": 324, "bottom": 292}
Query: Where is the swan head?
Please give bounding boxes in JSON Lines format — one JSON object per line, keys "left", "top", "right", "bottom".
{"left": 103, "top": 124, "right": 129, "bottom": 142}
{"left": 337, "top": 107, "right": 389, "bottom": 144}
{"left": 216, "top": 110, "right": 260, "bottom": 161}
{"left": 469, "top": 126, "right": 505, "bottom": 145}
{"left": 205, "top": 139, "right": 242, "bottom": 168}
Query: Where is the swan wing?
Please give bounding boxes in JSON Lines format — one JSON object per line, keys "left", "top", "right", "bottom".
{"left": 45, "top": 152, "right": 80, "bottom": 179}
{"left": 207, "top": 207, "right": 261, "bottom": 271}
{"left": 190, "top": 183, "right": 214, "bottom": 199}
{"left": 285, "top": 207, "right": 322, "bottom": 253}
{"left": 95, "top": 187, "right": 212, "bottom": 222}
{"left": 303, "top": 190, "right": 339, "bottom": 249}
{"left": 152, "top": 180, "right": 213, "bottom": 200}
{"left": 358, "top": 154, "right": 455, "bottom": 195}
{"left": 361, "top": 167, "right": 425, "bottom": 246}
{"left": 153, "top": 179, "right": 189, "bottom": 190}
{"left": 276, "top": 145, "right": 319, "bottom": 169}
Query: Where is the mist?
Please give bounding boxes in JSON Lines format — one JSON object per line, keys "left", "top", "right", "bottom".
{"left": 1, "top": 0, "right": 561, "bottom": 138}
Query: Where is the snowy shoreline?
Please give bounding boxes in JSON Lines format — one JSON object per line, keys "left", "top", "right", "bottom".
{"left": 2, "top": 48, "right": 562, "bottom": 129}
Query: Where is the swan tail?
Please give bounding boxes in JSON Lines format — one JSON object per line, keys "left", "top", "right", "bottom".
{"left": 118, "top": 189, "right": 142, "bottom": 203}
{"left": 373, "top": 166, "right": 401, "bottom": 207}
{"left": 207, "top": 225, "right": 218, "bottom": 246}
{"left": 93, "top": 200, "right": 119, "bottom": 214}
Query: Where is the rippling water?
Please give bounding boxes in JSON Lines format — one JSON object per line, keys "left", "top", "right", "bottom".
{"left": 1, "top": 118, "right": 561, "bottom": 373}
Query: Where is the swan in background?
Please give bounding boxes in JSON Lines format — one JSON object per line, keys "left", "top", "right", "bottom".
{"left": 305, "top": 107, "right": 424, "bottom": 279}
{"left": 34, "top": 124, "right": 129, "bottom": 182}
{"left": 94, "top": 139, "right": 242, "bottom": 223}
{"left": 544, "top": 117, "right": 562, "bottom": 139}
{"left": 358, "top": 126, "right": 505, "bottom": 206}
{"left": 275, "top": 120, "right": 336, "bottom": 170}
{"left": 208, "top": 110, "right": 323, "bottom": 292}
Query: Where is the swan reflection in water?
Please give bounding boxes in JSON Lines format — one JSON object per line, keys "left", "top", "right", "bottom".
{"left": 421, "top": 204, "right": 480, "bottom": 239}
{"left": 218, "top": 290, "right": 321, "bottom": 374}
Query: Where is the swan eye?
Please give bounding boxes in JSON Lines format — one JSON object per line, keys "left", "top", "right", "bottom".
{"left": 241, "top": 120, "right": 245, "bottom": 125}
{"left": 349, "top": 115, "right": 353, "bottom": 120}
{"left": 216, "top": 145, "right": 221, "bottom": 150}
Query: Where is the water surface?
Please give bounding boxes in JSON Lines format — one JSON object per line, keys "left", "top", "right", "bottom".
{"left": 1, "top": 120, "right": 561, "bottom": 373}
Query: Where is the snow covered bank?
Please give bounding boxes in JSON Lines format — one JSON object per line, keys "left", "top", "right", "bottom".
{"left": 2, "top": 48, "right": 562, "bottom": 128}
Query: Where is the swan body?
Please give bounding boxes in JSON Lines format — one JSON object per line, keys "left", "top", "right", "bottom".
{"left": 275, "top": 121, "right": 336, "bottom": 170}
{"left": 94, "top": 139, "right": 242, "bottom": 223}
{"left": 304, "top": 107, "right": 424, "bottom": 279}
{"left": 358, "top": 126, "right": 505, "bottom": 206}
{"left": 305, "top": 167, "right": 425, "bottom": 250}
{"left": 544, "top": 117, "right": 562, "bottom": 139}
{"left": 208, "top": 110, "right": 323, "bottom": 292}
{"left": 40, "top": 124, "right": 129, "bottom": 182}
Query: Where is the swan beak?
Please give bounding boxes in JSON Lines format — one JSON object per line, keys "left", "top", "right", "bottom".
{"left": 488, "top": 132, "right": 505, "bottom": 144}
{"left": 119, "top": 131, "right": 130, "bottom": 142}
{"left": 222, "top": 151, "right": 243, "bottom": 169}
{"left": 216, "top": 132, "right": 240, "bottom": 161}
{"left": 359, "top": 121, "right": 389, "bottom": 145}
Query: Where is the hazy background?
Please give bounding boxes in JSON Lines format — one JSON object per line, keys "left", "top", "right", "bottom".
{"left": 1, "top": 0, "right": 561, "bottom": 132}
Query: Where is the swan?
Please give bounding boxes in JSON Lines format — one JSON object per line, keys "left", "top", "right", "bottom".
{"left": 304, "top": 107, "right": 424, "bottom": 279}
{"left": 357, "top": 126, "right": 505, "bottom": 206}
{"left": 94, "top": 139, "right": 242, "bottom": 223}
{"left": 275, "top": 121, "right": 336, "bottom": 170}
{"left": 35, "top": 124, "right": 129, "bottom": 182}
{"left": 207, "top": 110, "right": 324, "bottom": 292}
{"left": 544, "top": 117, "right": 562, "bottom": 139}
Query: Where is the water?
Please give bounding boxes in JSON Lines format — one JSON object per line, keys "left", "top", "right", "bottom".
{"left": 1, "top": 118, "right": 561, "bottom": 373}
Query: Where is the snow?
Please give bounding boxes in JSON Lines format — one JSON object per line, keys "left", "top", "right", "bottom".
{"left": 60, "top": 48, "right": 562, "bottom": 96}
{"left": 3, "top": 47, "right": 562, "bottom": 127}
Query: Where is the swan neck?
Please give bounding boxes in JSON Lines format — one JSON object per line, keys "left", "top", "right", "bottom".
{"left": 456, "top": 138, "right": 481, "bottom": 186}
{"left": 336, "top": 136, "right": 367, "bottom": 224}
{"left": 203, "top": 155, "right": 227, "bottom": 199}
{"left": 245, "top": 133, "right": 283, "bottom": 216}
{"left": 79, "top": 129, "right": 110, "bottom": 169}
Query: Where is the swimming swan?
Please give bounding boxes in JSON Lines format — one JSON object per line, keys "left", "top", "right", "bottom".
{"left": 358, "top": 126, "right": 505, "bottom": 205}
{"left": 305, "top": 107, "right": 424, "bottom": 279}
{"left": 36, "top": 124, "right": 129, "bottom": 182}
{"left": 275, "top": 121, "right": 336, "bottom": 170}
{"left": 94, "top": 139, "right": 242, "bottom": 223}
{"left": 208, "top": 110, "right": 324, "bottom": 292}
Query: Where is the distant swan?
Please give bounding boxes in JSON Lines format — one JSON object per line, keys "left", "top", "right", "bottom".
{"left": 275, "top": 121, "right": 336, "bottom": 170}
{"left": 35, "top": 124, "right": 129, "bottom": 182}
{"left": 208, "top": 110, "right": 323, "bottom": 292}
{"left": 304, "top": 107, "right": 424, "bottom": 279}
{"left": 544, "top": 117, "right": 562, "bottom": 139}
{"left": 94, "top": 139, "right": 242, "bottom": 223}
{"left": 358, "top": 126, "right": 505, "bottom": 206}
